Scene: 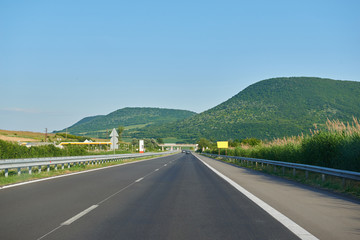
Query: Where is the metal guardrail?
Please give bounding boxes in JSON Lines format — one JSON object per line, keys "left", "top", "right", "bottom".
{"left": 0, "top": 151, "right": 176, "bottom": 177}
{"left": 202, "top": 153, "right": 360, "bottom": 182}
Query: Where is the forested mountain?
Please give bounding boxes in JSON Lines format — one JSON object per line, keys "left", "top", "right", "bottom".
{"left": 56, "top": 107, "right": 197, "bottom": 138}
{"left": 131, "top": 77, "right": 360, "bottom": 142}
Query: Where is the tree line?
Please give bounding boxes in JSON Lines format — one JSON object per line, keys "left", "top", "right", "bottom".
{"left": 0, "top": 140, "right": 87, "bottom": 159}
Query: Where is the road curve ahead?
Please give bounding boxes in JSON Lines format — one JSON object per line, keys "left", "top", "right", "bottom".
{"left": 0, "top": 153, "right": 300, "bottom": 240}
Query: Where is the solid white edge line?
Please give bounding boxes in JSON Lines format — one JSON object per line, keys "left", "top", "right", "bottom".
{"left": 0, "top": 154, "right": 173, "bottom": 190}
{"left": 194, "top": 154, "right": 318, "bottom": 240}
{"left": 61, "top": 205, "right": 98, "bottom": 226}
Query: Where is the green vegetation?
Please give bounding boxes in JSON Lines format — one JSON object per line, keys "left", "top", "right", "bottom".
{"left": 201, "top": 118, "right": 360, "bottom": 172}
{"left": 0, "top": 136, "right": 163, "bottom": 159}
{"left": 55, "top": 107, "right": 196, "bottom": 139}
{"left": 0, "top": 140, "right": 88, "bottom": 159}
{"left": 135, "top": 77, "right": 360, "bottom": 142}
{"left": 130, "top": 138, "right": 162, "bottom": 152}
{"left": 54, "top": 133, "right": 92, "bottom": 142}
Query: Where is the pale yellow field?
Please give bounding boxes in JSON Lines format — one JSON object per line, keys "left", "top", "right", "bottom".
{"left": 0, "top": 135, "right": 38, "bottom": 142}
{"left": 0, "top": 129, "right": 53, "bottom": 142}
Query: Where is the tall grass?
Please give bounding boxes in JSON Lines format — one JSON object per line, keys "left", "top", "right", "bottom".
{"left": 210, "top": 118, "right": 360, "bottom": 172}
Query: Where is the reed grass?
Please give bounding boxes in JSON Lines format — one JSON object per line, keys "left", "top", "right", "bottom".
{"left": 211, "top": 118, "right": 360, "bottom": 172}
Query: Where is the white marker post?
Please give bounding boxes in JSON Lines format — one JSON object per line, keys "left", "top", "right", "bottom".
{"left": 110, "top": 128, "right": 119, "bottom": 154}
{"left": 139, "top": 140, "right": 144, "bottom": 153}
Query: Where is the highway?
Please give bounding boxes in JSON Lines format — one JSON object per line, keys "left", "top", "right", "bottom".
{"left": 0, "top": 153, "right": 305, "bottom": 240}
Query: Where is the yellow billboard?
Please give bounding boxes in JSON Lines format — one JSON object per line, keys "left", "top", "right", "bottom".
{"left": 217, "top": 141, "right": 228, "bottom": 149}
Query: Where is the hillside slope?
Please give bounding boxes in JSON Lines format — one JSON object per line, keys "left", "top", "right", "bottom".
{"left": 57, "top": 107, "right": 197, "bottom": 138}
{"left": 133, "top": 77, "right": 360, "bottom": 141}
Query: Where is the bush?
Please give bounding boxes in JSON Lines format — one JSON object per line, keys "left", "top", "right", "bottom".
{"left": 0, "top": 140, "right": 88, "bottom": 159}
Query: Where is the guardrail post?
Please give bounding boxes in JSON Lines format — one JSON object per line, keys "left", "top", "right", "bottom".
{"left": 47, "top": 165, "right": 50, "bottom": 172}
{"left": 5, "top": 169, "right": 8, "bottom": 177}
{"left": 62, "top": 164, "right": 64, "bottom": 170}
{"left": 18, "top": 167, "right": 21, "bottom": 175}
{"left": 293, "top": 168, "right": 296, "bottom": 177}
{"left": 55, "top": 164, "right": 58, "bottom": 171}
{"left": 282, "top": 167, "right": 285, "bottom": 175}
{"left": 38, "top": 165, "right": 42, "bottom": 173}
{"left": 68, "top": 163, "right": 70, "bottom": 168}
{"left": 322, "top": 174, "right": 325, "bottom": 182}
{"left": 28, "top": 166, "right": 32, "bottom": 175}
{"left": 305, "top": 171, "right": 309, "bottom": 179}
{"left": 273, "top": 165, "right": 276, "bottom": 173}
{"left": 261, "top": 162, "right": 264, "bottom": 168}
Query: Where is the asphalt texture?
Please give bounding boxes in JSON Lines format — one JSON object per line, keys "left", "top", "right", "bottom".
{"left": 0, "top": 153, "right": 299, "bottom": 240}
{"left": 195, "top": 153, "right": 360, "bottom": 240}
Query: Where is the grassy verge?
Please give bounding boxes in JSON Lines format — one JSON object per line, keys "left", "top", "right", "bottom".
{"left": 212, "top": 155, "right": 360, "bottom": 199}
{"left": 0, "top": 154, "right": 171, "bottom": 187}
{"left": 205, "top": 118, "right": 360, "bottom": 173}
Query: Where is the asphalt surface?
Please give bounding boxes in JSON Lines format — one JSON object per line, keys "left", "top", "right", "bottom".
{"left": 196, "top": 153, "right": 360, "bottom": 240}
{"left": 0, "top": 153, "right": 300, "bottom": 240}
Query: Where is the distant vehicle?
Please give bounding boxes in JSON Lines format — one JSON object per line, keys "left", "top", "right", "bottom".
{"left": 182, "top": 150, "right": 186, "bottom": 153}
{"left": 186, "top": 151, "right": 190, "bottom": 154}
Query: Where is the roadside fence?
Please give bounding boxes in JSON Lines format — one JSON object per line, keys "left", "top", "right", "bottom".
{"left": 0, "top": 152, "right": 175, "bottom": 177}
{"left": 201, "top": 153, "right": 360, "bottom": 185}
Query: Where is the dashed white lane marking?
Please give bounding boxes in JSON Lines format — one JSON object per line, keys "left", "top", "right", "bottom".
{"left": 195, "top": 154, "right": 318, "bottom": 240}
{"left": 61, "top": 205, "right": 98, "bottom": 226}
{"left": 37, "top": 157, "right": 179, "bottom": 239}
{"left": 1, "top": 154, "right": 173, "bottom": 191}
{"left": 135, "top": 177, "right": 144, "bottom": 183}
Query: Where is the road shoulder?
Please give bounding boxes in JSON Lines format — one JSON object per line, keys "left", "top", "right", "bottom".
{"left": 194, "top": 153, "right": 360, "bottom": 240}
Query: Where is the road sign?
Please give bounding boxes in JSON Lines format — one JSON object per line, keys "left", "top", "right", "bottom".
{"left": 110, "top": 128, "right": 119, "bottom": 138}
{"left": 110, "top": 128, "right": 119, "bottom": 150}
{"left": 217, "top": 141, "right": 228, "bottom": 149}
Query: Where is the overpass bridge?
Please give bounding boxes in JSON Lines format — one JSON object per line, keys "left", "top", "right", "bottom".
{"left": 159, "top": 143, "right": 198, "bottom": 151}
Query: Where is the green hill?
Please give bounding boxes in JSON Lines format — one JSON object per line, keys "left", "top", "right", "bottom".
{"left": 56, "top": 107, "right": 197, "bottom": 139}
{"left": 132, "top": 77, "right": 360, "bottom": 142}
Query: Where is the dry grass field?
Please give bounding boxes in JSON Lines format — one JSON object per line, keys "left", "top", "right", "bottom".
{"left": 0, "top": 129, "right": 55, "bottom": 142}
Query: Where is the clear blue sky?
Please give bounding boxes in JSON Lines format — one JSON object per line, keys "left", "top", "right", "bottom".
{"left": 1, "top": 0, "right": 359, "bottom": 133}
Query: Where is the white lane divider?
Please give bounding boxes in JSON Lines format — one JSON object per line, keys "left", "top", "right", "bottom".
{"left": 135, "top": 177, "right": 144, "bottom": 183}
{"left": 194, "top": 154, "right": 318, "bottom": 240}
{"left": 61, "top": 205, "right": 98, "bottom": 226}
{"left": 37, "top": 158, "right": 177, "bottom": 240}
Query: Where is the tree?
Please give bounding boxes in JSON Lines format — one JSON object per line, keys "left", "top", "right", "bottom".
{"left": 156, "top": 138, "right": 164, "bottom": 144}
{"left": 118, "top": 126, "right": 125, "bottom": 141}
{"left": 197, "top": 138, "right": 214, "bottom": 152}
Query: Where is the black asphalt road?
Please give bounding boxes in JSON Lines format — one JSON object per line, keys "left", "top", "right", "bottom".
{"left": 0, "top": 153, "right": 299, "bottom": 240}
